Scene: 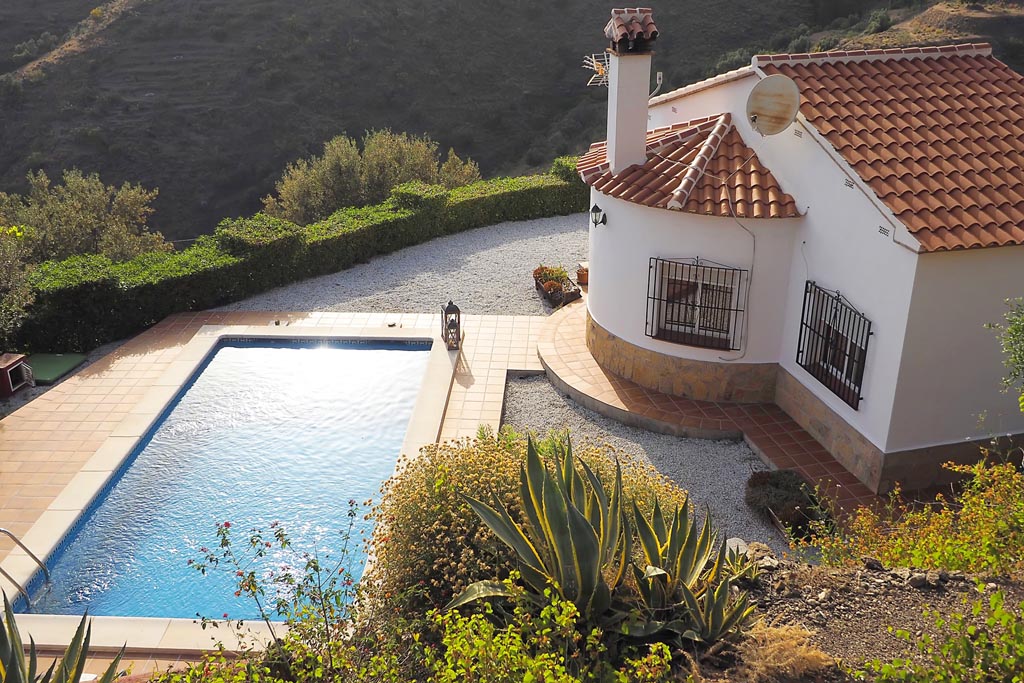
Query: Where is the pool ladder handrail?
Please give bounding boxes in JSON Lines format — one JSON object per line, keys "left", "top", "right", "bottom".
{"left": 0, "top": 527, "right": 50, "bottom": 603}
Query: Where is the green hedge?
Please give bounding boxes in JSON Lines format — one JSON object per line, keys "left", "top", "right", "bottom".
{"left": 16, "top": 160, "right": 587, "bottom": 351}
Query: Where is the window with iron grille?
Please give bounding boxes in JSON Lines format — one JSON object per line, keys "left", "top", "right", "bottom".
{"left": 646, "top": 257, "right": 748, "bottom": 351}
{"left": 797, "top": 281, "right": 872, "bottom": 410}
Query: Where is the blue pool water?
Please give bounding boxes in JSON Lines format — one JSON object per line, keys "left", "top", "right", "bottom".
{"left": 20, "top": 339, "right": 430, "bottom": 619}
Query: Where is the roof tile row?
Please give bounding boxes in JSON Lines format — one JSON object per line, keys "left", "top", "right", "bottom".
{"left": 578, "top": 115, "right": 800, "bottom": 220}
{"left": 762, "top": 45, "right": 1024, "bottom": 251}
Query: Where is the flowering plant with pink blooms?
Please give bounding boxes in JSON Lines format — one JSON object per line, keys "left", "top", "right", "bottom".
{"left": 189, "top": 499, "right": 365, "bottom": 678}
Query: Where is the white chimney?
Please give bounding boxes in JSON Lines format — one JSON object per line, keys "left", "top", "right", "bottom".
{"left": 604, "top": 8, "right": 658, "bottom": 175}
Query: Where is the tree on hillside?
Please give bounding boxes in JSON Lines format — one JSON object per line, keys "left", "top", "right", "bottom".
{"left": 261, "top": 135, "right": 362, "bottom": 227}
{"left": 0, "top": 225, "right": 33, "bottom": 347}
{"left": 0, "top": 169, "right": 170, "bottom": 262}
{"left": 262, "top": 130, "right": 481, "bottom": 225}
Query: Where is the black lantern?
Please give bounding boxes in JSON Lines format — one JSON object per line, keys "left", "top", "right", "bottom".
{"left": 590, "top": 204, "right": 607, "bottom": 227}
{"left": 442, "top": 300, "right": 461, "bottom": 350}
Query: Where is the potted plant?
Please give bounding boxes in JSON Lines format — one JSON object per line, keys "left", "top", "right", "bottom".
{"left": 542, "top": 279, "right": 564, "bottom": 305}
{"left": 576, "top": 265, "right": 589, "bottom": 286}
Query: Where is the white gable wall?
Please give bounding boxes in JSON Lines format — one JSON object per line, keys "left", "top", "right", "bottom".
{"left": 887, "top": 245, "right": 1024, "bottom": 451}
{"left": 644, "top": 72, "right": 922, "bottom": 450}
{"left": 760, "top": 120, "right": 920, "bottom": 451}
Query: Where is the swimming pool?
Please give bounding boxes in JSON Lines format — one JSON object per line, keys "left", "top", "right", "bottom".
{"left": 17, "top": 339, "right": 430, "bottom": 619}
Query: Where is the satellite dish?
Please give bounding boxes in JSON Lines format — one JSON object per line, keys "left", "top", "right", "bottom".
{"left": 746, "top": 74, "right": 800, "bottom": 136}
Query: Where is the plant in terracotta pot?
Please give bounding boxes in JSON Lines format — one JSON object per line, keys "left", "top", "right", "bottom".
{"left": 542, "top": 279, "right": 564, "bottom": 305}
{"left": 576, "top": 265, "right": 589, "bottom": 285}
{"left": 532, "top": 265, "right": 549, "bottom": 285}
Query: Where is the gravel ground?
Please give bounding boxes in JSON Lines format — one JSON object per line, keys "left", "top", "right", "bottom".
{"left": 502, "top": 375, "right": 788, "bottom": 553}
{"left": 217, "top": 213, "right": 589, "bottom": 314}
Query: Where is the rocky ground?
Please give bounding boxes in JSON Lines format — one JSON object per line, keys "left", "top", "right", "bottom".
{"left": 698, "top": 546, "right": 1024, "bottom": 680}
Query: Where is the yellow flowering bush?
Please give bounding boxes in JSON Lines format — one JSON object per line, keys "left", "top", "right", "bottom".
{"left": 369, "top": 432, "right": 691, "bottom": 612}
{"left": 797, "top": 456, "right": 1024, "bottom": 578}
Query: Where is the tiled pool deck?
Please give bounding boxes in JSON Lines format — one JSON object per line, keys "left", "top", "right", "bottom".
{"left": 0, "top": 304, "right": 877, "bottom": 675}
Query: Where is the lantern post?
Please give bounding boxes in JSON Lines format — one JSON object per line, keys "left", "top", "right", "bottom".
{"left": 442, "top": 300, "right": 461, "bottom": 350}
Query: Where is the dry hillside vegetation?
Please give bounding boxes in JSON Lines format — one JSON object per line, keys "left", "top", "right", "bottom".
{"left": 0, "top": 0, "right": 874, "bottom": 239}
{"left": 1, "top": 1, "right": 1020, "bottom": 240}
{"left": 840, "top": 0, "right": 1024, "bottom": 53}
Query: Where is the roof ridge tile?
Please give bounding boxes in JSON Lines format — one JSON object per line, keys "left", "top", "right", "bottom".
{"left": 752, "top": 42, "right": 992, "bottom": 68}
{"left": 667, "top": 114, "right": 731, "bottom": 210}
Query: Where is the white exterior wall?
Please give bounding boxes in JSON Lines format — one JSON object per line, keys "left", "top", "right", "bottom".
{"left": 887, "top": 245, "right": 1024, "bottom": 451}
{"left": 587, "top": 195, "right": 800, "bottom": 364}
{"left": 592, "top": 70, "right": 924, "bottom": 450}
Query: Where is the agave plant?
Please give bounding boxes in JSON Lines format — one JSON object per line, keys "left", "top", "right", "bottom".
{"left": 447, "top": 436, "right": 631, "bottom": 621}
{"left": 628, "top": 499, "right": 755, "bottom": 643}
{"left": 1, "top": 593, "right": 123, "bottom": 683}
{"left": 631, "top": 498, "right": 718, "bottom": 612}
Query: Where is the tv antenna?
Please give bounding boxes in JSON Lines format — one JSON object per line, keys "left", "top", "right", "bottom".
{"left": 745, "top": 74, "right": 800, "bottom": 136}
{"left": 582, "top": 53, "right": 610, "bottom": 86}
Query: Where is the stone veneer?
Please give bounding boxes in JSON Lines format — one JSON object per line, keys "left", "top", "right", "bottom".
{"left": 587, "top": 312, "right": 1011, "bottom": 494}
{"left": 774, "top": 366, "right": 1016, "bottom": 493}
{"left": 774, "top": 367, "right": 886, "bottom": 491}
{"left": 586, "top": 312, "right": 777, "bottom": 403}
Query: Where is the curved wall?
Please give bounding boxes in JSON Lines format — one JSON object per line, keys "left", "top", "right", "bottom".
{"left": 587, "top": 192, "right": 800, "bottom": 365}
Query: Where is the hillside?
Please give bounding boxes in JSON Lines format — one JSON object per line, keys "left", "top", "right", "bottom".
{"left": 0, "top": 0, "right": 1021, "bottom": 240}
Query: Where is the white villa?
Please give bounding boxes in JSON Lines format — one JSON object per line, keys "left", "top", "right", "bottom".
{"left": 578, "top": 8, "right": 1024, "bottom": 493}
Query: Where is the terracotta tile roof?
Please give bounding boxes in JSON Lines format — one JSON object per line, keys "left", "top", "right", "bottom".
{"left": 758, "top": 44, "right": 1024, "bottom": 252}
{"left": 578, "top": 113, "right": 800, "bottom": 219}
{"left": 604, "top": 8, "right": 658, "bottom": 44}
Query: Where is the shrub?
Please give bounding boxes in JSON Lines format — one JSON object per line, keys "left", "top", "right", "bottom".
{"left": 798, "top": 458, "right": 1024, "bottom": 578}
{"left": 865, "top": 9, "right": 892, "bottom": 34}
{"left": 745, "top": 469, "right": 826, "bottom": 538}
{"left": 734, "top": 620, "right": 836, "bottom": 683}
{"left": 862, "top": 589, "right": 1024, "bottom": 682}
{"left": 0, "top": 169, "right": 169, "bottom": 263}
{"left": 262, "top": 130, "right": 481, "bottom": 225}
{"left": 427, "top": 581, "right": 675, "bottom": 683}
{"left": 19, "top": 239, "right": 245, "bottom": 350}
{"left": 262, "top": 135, "right": 362, "bottom": 225}
{"left": 1, "top": 593, "right": 123, "bottom": 683}
{"left": 14, "top": 162, "right": 585, "bottom": 351}
{"left": 370, "top": 433, "right": 691, "bottom": 614}
{"left": 444, "top": 174, "right": 584, "bottom": 234}
{"left": 0, "top": 225, "right": 34, "bottom": 347}
{"left": 449, "top": 437, "right": 755, "bottom": 651}
{"left": 990, "top": 297, "right": 1024, "bottom": 413}
{"left": 549, "top": 155, "right": 582, "bottom": 184}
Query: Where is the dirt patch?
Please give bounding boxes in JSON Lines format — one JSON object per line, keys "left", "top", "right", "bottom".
{"left": 731, "top": 555, "right": 1024, "bottom": 680}
{"left": 14, "top": 0, "right": 154, "bottom": 81}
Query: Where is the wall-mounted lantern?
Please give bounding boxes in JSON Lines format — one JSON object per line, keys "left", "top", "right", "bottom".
{"left": 442, "top": 300, "right": 461, "bottom": 350}
{"left": 590, "top": 204, "right": 607, "bottom": 227}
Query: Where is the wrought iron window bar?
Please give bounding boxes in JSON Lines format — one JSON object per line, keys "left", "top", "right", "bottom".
{"left": 796, "top": 281, "right": 873, "bottom": 410}
{"left": 645, "top": 257, "right": 748, "bottom": 352}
